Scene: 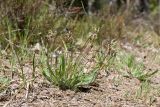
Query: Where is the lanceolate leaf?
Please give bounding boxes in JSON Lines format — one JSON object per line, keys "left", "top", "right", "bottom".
{"left": 76, "top": 69, "right": 98, "bottom": 87}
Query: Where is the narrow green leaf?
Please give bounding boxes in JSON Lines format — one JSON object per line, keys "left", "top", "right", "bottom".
{"left": 76, "top": 69, "right": 98, "bottom": 86}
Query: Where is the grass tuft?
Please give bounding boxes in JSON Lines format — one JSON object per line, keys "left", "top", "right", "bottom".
{"left": 40, "top": 50, "right": 98, "bottom": 91}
